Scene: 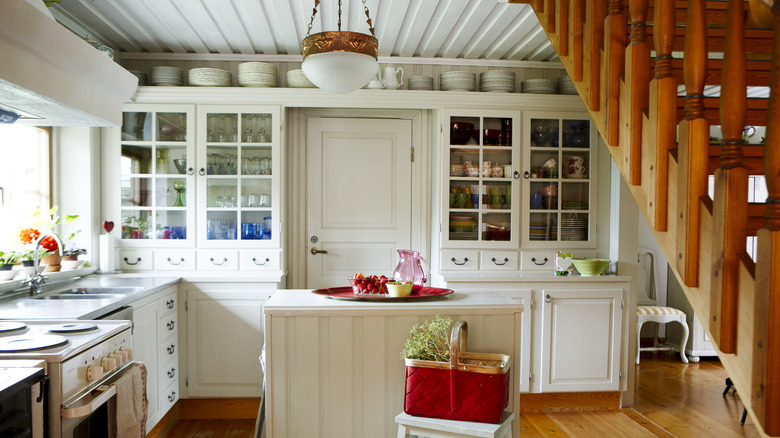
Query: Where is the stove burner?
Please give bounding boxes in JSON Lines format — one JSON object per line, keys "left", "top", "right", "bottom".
{"left": 0, "top": 322, "right": 27, "bottom": 333}
{"left": 0, "top": 335, "right": 68, "bottom": 352}
{"left": 48, "top": 323, "right": 98, "bottom": 333}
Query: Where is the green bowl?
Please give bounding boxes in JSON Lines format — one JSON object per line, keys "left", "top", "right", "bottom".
{"left": 571, "top": 258, "right": 610, "bottom": 276}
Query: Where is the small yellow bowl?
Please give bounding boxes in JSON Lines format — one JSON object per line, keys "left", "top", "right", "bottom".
{"left": 386, "top": 282, "right": 413, "bottom": 297}
{"left": 571, "top": 258, "right": 610, "bottom": 276}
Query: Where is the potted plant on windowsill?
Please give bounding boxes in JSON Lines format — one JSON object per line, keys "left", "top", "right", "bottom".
{"left": 0, "top": 251, "right": 20, "bottom": 270}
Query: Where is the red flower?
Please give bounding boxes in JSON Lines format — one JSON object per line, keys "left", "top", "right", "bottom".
{"left": 40, "top": 235, "right": 59, "bottom": 252}
{"left": 19, "top": 228, "right": 40, "bottom": 244}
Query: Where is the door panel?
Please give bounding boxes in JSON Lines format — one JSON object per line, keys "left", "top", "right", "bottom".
{"left": 306, "top": 118, "right": 412, "bottom": 289}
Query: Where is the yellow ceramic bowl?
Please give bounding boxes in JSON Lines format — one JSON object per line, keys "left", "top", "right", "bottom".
{"left": 386, "top": 282, "right": 413, "bottom": 297}
{"left": 571, "top": 258, "right": 610, "bottom": 276}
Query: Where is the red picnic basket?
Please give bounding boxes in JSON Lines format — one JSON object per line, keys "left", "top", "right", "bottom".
{"left": 403, "top": 320, "right": 511, "bottom": 423}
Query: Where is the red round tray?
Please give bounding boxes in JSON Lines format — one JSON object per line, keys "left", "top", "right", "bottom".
{"left": 312, "top": 286, "right": 454, "bottom": 302}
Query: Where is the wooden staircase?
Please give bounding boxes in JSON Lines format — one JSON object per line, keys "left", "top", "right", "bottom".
{"left": 513, "top": 0, "right": 780, "bottom": 436}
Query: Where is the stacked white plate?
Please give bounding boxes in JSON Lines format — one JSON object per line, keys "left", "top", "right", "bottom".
{"left": 128, "top": 69, "right": 147, "bottom": 86}
{"left": 480, "top": 70, "right": 515, "bottom": 93}
{"left": 189, "top": 68, "right": 232, "bottom": 87}
{"left": 151, "top": 66, "right": 183, "bottom": 86}
{"left": 521, "top": 78, "right": 557, "bottom": 94}
{"left": 560, "top": 216, "right": 587, "bottom": 241}
{"left": 408, "top": 75, "right": 434, "bottom": 90}
{"left": 440, "top": 71, "right": 476, "bottom": 91}
{"left": 238, "top": 62, "right": 278, "bottom": 87}
{"left": 286, "top": 69, "right": 316, "bottom": 88}
{"left": 558, "top": 76, "right": 577, "bottom": 95}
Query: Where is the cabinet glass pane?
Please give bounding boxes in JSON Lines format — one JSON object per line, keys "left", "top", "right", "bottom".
{"left": 206, "top": 211, "right": 237, "bottom": 240}
{"left": 241, "top": 179, "right": 272, "bottom": 208}
{"left": 561, "top": 182, "right": 589, "bottom": 210}
{"left": 122, "top": 210, "right": 153, "bottom": 239}
{"left": 530, "top": 213, "right": 558, "bottom": 242}
{"left": 156, "top": 177, "right": 187, "bottom": 208}
{"left": 156, "top": 211, "right": 187, "bottom": 240}
{"left": 156, "top": 113, "right": 187, "bottom": 142}
{"left": 560, "top": 213, "right": 588, "bottom": 241}
{"left": 483, "top": 212, "right": 511, "bottom": 241}
{"left": 449, "top": 212, "right": 478, "bottom": 241}
{"left": 122, "top": 112, "right": 151, "bottom": 141}
{"left": 483, "top": 117, "right": 512, "bottom": 147}
{"left": 122, "top": 145, "right": 153, "bottom": 174}
{"left": 241, "top": 114, "right": 272, "bottom": 143}
{"left": 562, "top": 120, "right": 590, "bottom": 148}
{"left": 206, "top": 146, "right": 238, "bottom": 175}
{"left": 206, "top": 179, "right": 238, "bottom": 208}
{"left": 241, "top": 146, "right": 273, "bottom": 175}
{"left": 530, "top": 119, "right": 559, "bottom": 147}
{"left": 157, "top": 146, "right": 187, "bottom": 175}
{"left": 121, "top": 177, "right": 152, "bottom": 207}
{"left": 206, "top": 113, "right": 238, "bottom": 143}
{"left": 562, "top": 151, "right": 590, "bottom": 179}
{"left": 449, "top": 117, "right": 479, "bottom": 145}
{"left": 241, "top": 212, "right": 272, "bottom": 240}
{"left": 530, "top": 181, "right": 558, "bottom": 210}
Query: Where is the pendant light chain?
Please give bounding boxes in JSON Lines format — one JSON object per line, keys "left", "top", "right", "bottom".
{"left": 337, "top": 0, "right": 342, "bottom": 32}
{"left": 306, "top": 0, "right": 320, "bottom": 38}
{"left": 306, "top": 0, "right": 375, "bottom": 37}
{"left": 363, "top": 0, "right": 375, "bottom": 37}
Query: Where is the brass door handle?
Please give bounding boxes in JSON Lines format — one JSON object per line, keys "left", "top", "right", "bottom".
{"left": 310, "top": 247, "right": 329, "bottom": 255}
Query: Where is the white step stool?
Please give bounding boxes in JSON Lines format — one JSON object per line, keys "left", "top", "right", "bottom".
{"left": 636, "top": 305, "right": 689, "bottom": 364}
{"left": 395, "top": 411, "right": 514, "bottom": 438}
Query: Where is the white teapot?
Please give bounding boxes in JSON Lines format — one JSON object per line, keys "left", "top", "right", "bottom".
{"left": 381, "top": 64, "right": 404, "bottom": 90}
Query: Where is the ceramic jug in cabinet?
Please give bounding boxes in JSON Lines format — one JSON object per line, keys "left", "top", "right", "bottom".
{"left": 381, "top": 65, "right": 404, "bottom": 90}
{"left": 392, "top": 249, "right": 428, "bottom": 293}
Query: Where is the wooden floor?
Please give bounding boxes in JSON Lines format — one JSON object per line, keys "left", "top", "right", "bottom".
{"left": 158, "top": 352, "right": 759, "bottom": 438}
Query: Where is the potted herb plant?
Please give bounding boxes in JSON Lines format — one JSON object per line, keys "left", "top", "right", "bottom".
{"left": 0, "top": 251, "right": 20, "bottom": 270}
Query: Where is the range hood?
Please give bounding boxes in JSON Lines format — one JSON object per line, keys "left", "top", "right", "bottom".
{"left": 0, "top": 0, "right": 138, "bottom": 126}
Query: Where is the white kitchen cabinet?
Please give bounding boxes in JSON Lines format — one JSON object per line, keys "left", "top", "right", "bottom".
{"left": 183, "top": 282, "right": 272, "bottom": 397}
{"left": 538, "top": 288, "right": 622, "bottom": 392}
{"left": 130, "top": 285, "right": 179, "bottom": 431}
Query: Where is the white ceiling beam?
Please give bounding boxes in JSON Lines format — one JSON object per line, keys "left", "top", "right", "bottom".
{"left": 171, "top": 0, "right": 233, "bottom": 53}
{"left": 483, "top": 5, "right": 535, "bottom": 60}
{"left": 233, "top": 0, "right": 279, "bottom": 54}
{"left": 137, "top": 0, "right": 208, "bottom": 53}
{"left": 375, "top": 0, "right": 411, "bottom": 57}
{"left": 262, "top": 0, "right": 301, "bottom": 54}
{"left": 201, "top": 0, "right": 255, "bottom": 54}
{"left": 460, "top": 4, "right": 524, "bottom": 59}
{"left": 393, "top": 0, "right": 438, "bottom": 57}
{"left": 440, "top": 0, "right": 494, "bottom": 59}
{"left": 417, "top": 0, "right": 471, "bottom": 58}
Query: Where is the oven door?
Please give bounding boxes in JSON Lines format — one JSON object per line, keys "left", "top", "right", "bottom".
{"left": 60, "top": 361, "right": 142, "bottom": 438}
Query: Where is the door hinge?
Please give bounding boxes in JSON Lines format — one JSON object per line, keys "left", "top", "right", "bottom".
{"left": 411, "top": 146, "right": 414, "bottom": 162}
{"left": 620, "top": 299, "right": 624, "bottom": 310}
{"left": 185, "top": 299, "right": 188, "bottom": 311}
{"left": 185, "top": 378, "right": 189, "bottom": 387}
{"left": 529, "top": 372, "right": 533, "bottom": 383}
{"left": 619, "top": 370, "right": 623, "bottom": 380}
{"left": 530, "top": 298, "right": 534, "bottom": 310}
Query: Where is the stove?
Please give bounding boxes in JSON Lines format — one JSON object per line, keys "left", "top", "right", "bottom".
{"left": 0, "top": 319, "right": 134, "bottom": 437}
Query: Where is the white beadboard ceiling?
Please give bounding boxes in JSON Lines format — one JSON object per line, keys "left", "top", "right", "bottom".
{"left": 48, "top": 0, "right": 558, "bottom": 64}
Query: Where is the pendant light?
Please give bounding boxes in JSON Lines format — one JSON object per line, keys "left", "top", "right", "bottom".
{"left": 301, "top": 0, "right": 379, "bottom": 94}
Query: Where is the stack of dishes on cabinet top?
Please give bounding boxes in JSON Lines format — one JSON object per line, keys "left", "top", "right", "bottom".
{"left": 286, "top": 69, "right": 316, "bottom": 88}
{"left": 479, "top": 70, "right": 515, "bottom": 92}
{"left": 189, "top": 67, "right": 232, "bottom": 86}
{"left": 151, "top": 66, "right": 183, "bottom": 86}
{"left": 238, "top": 62, "right": 278, "bottom": 87}
{"left": 560, "top": 216, "right": 587, "bottom": 241}
{"left": 440, "top": 71, "right": 476, "bottom": 91}
{"left": 521, "top": 78, "right": 557, "bottom": 94}
{"left": 128, "top": 69, "right": 147, "bottom": 86}
{"left": 408, "top": 75, "right": 434, "bottom": 90}
{"left": 557, "top": 76, "right": 577, "bottom": 95}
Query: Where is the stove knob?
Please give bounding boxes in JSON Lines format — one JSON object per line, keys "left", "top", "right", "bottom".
{"left": 116, "top": 349, "right": 130, "bottom": 362}
{"left": 101, "top": 356, "right": 117, "bottom": 372}
{"left": 86, "top": 364, "right": 104, "bottom": 381}
{"left": 109, "top": 353, "right": 124, "bottom": 365}
{"left": 120, "top": 347, "right": 133, "bottom": 361}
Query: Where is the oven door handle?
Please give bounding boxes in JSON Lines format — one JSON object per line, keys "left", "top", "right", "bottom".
{"left": 61, "top": 384, "right": 116, "bottom": 419}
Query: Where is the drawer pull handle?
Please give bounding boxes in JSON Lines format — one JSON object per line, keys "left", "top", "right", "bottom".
{"left": 166, "top": 299, "right": 175, "bottom": 309}
{"left": 545, "top": 294, "right": 552, "bottom": 303}
{"left": 531, "top": 257, "right": 548, "bottom": 266}
{"left": 123, "top": 257, "right": 141, "bottom": 266}
{"left": 199, "top": 168, "right": 206, "bottom": 176}
{"left": 167, "top": 320, "right": 175, "bottom": 331}
{"left": 167, "top": 257, "right": 184, "bottom": 266}
{"left": 523, "top": 170, "right": 531, "bottom": 179}
{"left": 187, "top": 167, "right": 194, "bottom": 175}
{"left": 491, "top": 257, "right": 509, "bottom": 266}
{"left": 210, "top": 257, "right": 228, "bottom": 266}
{"left": 167, "top": 344, "right": 175, "bottom": 354}
{"left": 450, "top": 257, "right": 469, "bottom": 266}
{"left": 168, "top": 368, "right": 176, "bottom": 378}
{"left": 252, "top": 257, "right": 270, "bottom": 266}
{"left": 168, "top": 391, "right": 176, "bottom": 402}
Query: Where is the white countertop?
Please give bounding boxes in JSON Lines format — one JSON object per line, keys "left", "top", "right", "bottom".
{"left": 264, "top": 289, "right": 523, "bottom": 316}
{"left": 440, "top": 272, "right": 631, "bottom": 283}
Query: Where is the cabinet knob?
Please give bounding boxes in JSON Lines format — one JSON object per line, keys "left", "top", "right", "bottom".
{"left": 167, "top": 320, "right": 175, "bottom": 331}
{"left": 199, "top": 168, "right": 206, "bottom": 176}
{"left": 545, "top": 294, "right": 552, "bottom": 303}
{"left": 167, "top": 344, "right": 176, "bottom": 355}
{"left": 187, "top": 167, "right": 194, "bottom": 175}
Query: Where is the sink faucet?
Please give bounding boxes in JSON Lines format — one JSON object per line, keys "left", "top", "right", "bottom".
{"left": 26, "top": 232, "right": 63, "bottom": 295}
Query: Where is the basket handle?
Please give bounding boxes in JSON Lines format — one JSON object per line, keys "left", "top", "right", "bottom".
{"left": 449, "top": 320, "right": 468, "bottom": 369}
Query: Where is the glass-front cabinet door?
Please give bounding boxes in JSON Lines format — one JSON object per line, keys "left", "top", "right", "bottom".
{"left": 119, "top": 105, "right": 195, "bottom": 245}
{"left": 196, "top": 105, "right": 281, "bottom": 248}
{"left": 441, "top": 109, "right": 520, "bottom": 248}
{"left": 522, "top": 112, "right": 597, "bottom": 248}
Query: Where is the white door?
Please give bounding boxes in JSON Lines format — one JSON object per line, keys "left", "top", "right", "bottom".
{"left": 306, "top": 118, "right": 413, "bottom": 289}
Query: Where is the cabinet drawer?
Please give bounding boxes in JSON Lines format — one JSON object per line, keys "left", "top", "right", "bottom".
{"left": 159, "top": 291, "right": 177, "bottom": 316}
{"left": 118, "top": 250, "right": 153, "bottom": 271}
{"left": 159, "top": 311, "right": 177, "bottom": 342}
{"left": 159, "top": 380, "right": 179, "bottom": 415}
{"left": 159, "top": 337, "right": 179, "bottom": 364}
{"left": 480, "top": 251, "right": 519, "bottom": 270}
{"left": 159, "top": 362, "right": 178, "bottom": 390}
{"left": 440, "top": 250, "right": 479, "bottom": 271}
{"left": 154, "top": 250, "right": 196, "bottom": 271}
{"left": 520, "top": 251, "right": 555, "bottom": 271}
{"left": 239, "top": 250, "right": 281, "bottom": 271}
{"left": 197, "top": 250, "right": 238, "bottom": 271}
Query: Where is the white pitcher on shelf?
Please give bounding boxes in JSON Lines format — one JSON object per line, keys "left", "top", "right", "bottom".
{"left": 381, "top": 64, "right": 404, "bottom": 90}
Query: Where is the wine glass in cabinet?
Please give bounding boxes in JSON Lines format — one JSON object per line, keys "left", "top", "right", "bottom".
{"left": 523, "top": 112, "right": 597, "bottom": 248}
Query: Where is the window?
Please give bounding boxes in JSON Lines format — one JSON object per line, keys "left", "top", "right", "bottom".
{"left": 0, "top": 125, "right": 50, "bottom": 249}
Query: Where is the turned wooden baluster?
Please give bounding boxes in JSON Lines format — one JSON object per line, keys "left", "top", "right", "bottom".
{"left": 754, "top": 3, "right": 780, "bottom": 435}
{"left": 625, "top": 0, "right": 650, "bottom": 185}
{"left": 572, "top": 0, "right": 585, "bottom": 81}
{"left": 585, "top": 0, "right": 607, "bottom": 111}
{"left": 648, "top": 0, "right": 676, "bottom": 232}
{"left": 676, "top": 0, "right": 709, "bottom": 287}
{"left": 711, "top": 0, "right": 748, "bottom": 356}
{"left": 546, "top": 0, "right": 556, "bottom": 32}
{"left": 558, "top": 0, "right": 570, "bottom": 56}
{"left": 603, "top": 0, "right": 626, "bottom": 146}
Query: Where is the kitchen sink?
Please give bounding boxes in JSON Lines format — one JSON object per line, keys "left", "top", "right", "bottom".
{"left": 33, "top": 293, "right": 125, "bottom": 300}
{"left": 55, "top": 287, "right": 143, "bottom": 295}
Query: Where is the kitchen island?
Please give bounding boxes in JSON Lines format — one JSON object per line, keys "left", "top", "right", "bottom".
{"left": 263, "top": 289, "right": 523, "bottom": 438}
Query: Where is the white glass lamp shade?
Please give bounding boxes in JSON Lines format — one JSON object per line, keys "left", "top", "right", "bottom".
{"left": 302, "top": 51, "right": 378, "bottom": 94}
